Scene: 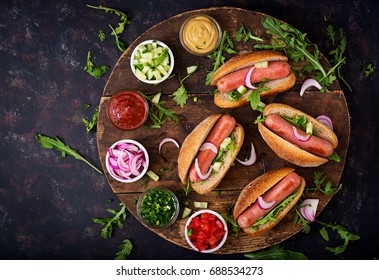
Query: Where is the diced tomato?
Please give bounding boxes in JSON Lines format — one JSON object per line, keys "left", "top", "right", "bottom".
{"left": 191, "top": 216, "right": 201, "bottom": 228}
{"left": 196, "top": 240, "right": 208, "bottom": 252}
{"left": 207, "top": 234, "right": 219, "bottom": 246}
{"left": 213, "top": 229, "right": 226, "bottom": 240}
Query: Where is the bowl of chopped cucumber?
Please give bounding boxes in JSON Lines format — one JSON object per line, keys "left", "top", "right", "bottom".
{"left": 130, "top": 40, "right": 174, "bottom": 84}
{"left": 136, "top": 187, "right": 180, "bottom": 228}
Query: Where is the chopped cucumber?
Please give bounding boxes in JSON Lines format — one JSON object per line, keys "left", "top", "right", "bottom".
{"left": 186, "top": 65, "right": 198, "bottom": 75}
{"left": 146, "top": 170, "right": 159, "bottom": 181}
{"left": 193, "top": 201, "right": 208, "bottom": 209}
{"left": 212, "top": 161, "right": 222, "bottom": 172}
{"left": 182, "top": 207, "right": 192, "bottom": 219}
{"left": 220, "top": 137, "right": 232, "bottom": 150}
{"left": 151, "top": 92, "right": 161, "bottom": 104}
{"left": 255, "top": 61, "right": 269, "bottom": 68}
{"left": 237, "top": 85, "right": 247, "bottom": 94}
{"left": 306, "top": 121, "right": 313, "bottom": 135}
{"left": 133, "top": 41, "right": 171, "bottom": 81}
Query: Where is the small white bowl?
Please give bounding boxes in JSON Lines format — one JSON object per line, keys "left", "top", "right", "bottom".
{"left": 105, "top": 139, "right": 149, "bottom": 183}
{"left": 184, "top": 209, "right": 228, "bottom": 253}
{"left": 130, "top": 39, "right": 174, "bottom": 84}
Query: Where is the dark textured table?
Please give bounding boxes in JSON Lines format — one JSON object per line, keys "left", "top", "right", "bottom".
{"left": 1, "top": 0, "right": 378, "bottom": 260}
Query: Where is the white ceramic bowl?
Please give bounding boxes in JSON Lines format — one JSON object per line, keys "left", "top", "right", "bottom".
{"left": 105, "top": 139, "right": 149, "bottom": 183}
{"left": 130, "top": 39, "right": 174, "bottom": 84}
{"left": 184, "top": 209, "right": 228, "bottom": 253}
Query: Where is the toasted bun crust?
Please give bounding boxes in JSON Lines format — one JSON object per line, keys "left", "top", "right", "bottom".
{"left": 214, "top": 73, "right": 296, "bottom": 108}
{"left": 233, "top": 168, "right": 305, "bottom": 237}
{"left": 178, "top": 114, "right": 222, "bottom": 184}
{"left": 211, "top": 50, "right": 289, "bottom": 85}
{"left": 258, "top": 103, "right": 338, "bottom": 167}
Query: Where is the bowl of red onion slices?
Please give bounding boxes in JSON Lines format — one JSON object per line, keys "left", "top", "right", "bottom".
{"left": 105, "top": 139, "right": 149, "bottom": 183}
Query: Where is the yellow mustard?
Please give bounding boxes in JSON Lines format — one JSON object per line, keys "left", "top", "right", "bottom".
{"left": 181, "top": 15, "right": 221, "bottom": 55}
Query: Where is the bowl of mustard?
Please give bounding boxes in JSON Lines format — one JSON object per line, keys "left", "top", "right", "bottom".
{"left": 179, "top": 14, "right": 222, "bottom": 56}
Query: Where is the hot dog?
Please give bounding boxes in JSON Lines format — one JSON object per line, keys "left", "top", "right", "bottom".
{"left": 233, "top": 168, "right": 305, "bottom": 236}
{"left": 258, "top": 103, "right": 339, "bottom": 167}
{"left": 210, "top": 50, "right": 296, "bottom": 108}
{"left": 177, "top": 114, "right": 244, "bottom": 194}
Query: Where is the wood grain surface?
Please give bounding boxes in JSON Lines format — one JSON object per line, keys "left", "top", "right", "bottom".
{"left": 96, "top": 7, "right": 350, "bottom": 254}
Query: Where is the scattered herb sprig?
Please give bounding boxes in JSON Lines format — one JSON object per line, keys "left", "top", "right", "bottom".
{"left": 92, "top": 203, "right": 127, "bottom": 238}
{"left": 84, "top": 51, "right": 109, "bottom": 79}
{"left": 115, "top": 239, "right": 133, "bottom": 260}
{"left": 221, "top": 212, "right": 241, "bottom": 237}
{"left": 82, "top": 108, "right": 98, "bottom": 133}
{"left": 98, "top": 29, "right": 106, "bottom": 41}
{"left": 172, "top": 67, "right": 199, "bottom": 108}
{"left": 312, "top": 171, "right": 343, "bottom": 195}
{"left": 244, "top": 244, "right": 308, "bottom": 260}
{"left": 206, "top": 31, "right": 236, "bottom": 85}
{"left": 364, "top": 63, "right": 375, "bottom": 77}
{"left": 236, "top": 23, "right": 263, "bottom": 43}
{"left": 35, "top": 133, "right": 102, "bottom": 174}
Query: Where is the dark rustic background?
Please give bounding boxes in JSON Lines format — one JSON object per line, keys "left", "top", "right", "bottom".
{"left": 0, "top": 0, "right": 378, "bottom": 260}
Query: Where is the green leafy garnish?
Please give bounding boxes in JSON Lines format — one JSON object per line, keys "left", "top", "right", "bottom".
{"left": 140, "top": 92, "right": 179, "bottom": 128}
{"left": 221, "top": 212, "right": 241, "bottom": 237}
{"left": 244, "top": 244, "right": 308, "bottom": 260}
{"left": 328, "top": 151, "right": 341, "bottom": 162}
{"left": 364, "top": 63, "right": 375, "bottom": 77}
{"left": 236, "top": 23, "right": 263, "bottom": 43}
{"left": 326, "top": 24, "right": 335, "bottom": 46}
{"left": 92, "top": 203, "right": 127, "bottom": 238}
{"left": 317, "top": 221, "right": 360, "bottom": 255}
{"left": 312, "top": 171, "right": 343, "bottom": 195}
{"left": 247, "top": 87, "right": 268, "bottom": 111}
{"left": 82, "top": 103, "right": 91, "bottom": 110}
{"left": 35, "top": 133, "right": 102, "bottom": 174}
{"left": 84, "top": 51, "right": 109, "bottom": 79}
{"left": 294, "top": 207, "right": 311, "bottom": 234}
{"left": 255, "top": 17, "right": 342, "bottom": 91}
{"left": 282, "top": 115, "right": 308, "bottom": 131}
{"left": 206, "top": 31, "right": 236, "bottom": 84}
{"left": 183, "top": 178, "right": 192, "bottom": 196}
{"left": 82, "top": 108, "right": 98, "bottom": 133}
{"left": 115, "top": 239, "right": 133, "bottom": 260}
{"left": 172, "top": 68, "right": 198, "bottom": 108}
{"left": 98, "top": 29, "right": 106, "bottom": 41}
{"left": 109, "top": 24, "right": 126, "bottom": 52}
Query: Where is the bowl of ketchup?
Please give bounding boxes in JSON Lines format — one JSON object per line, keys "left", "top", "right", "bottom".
{"left": 107, "top": 90, "right": 149, "bottom": 130}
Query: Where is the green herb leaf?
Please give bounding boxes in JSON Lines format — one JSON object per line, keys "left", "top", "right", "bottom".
{"left": 221, "top": 212, "right": 241, "bottom": 237}
{"left": 328, "top": 151, "right": 341, "bottom": 163}
{"left": 98, "top": 29, "right": 106, "bottom": 41}
{"left": 115, "top": 239, "right": 133, "bottom": 260}
{"left": 236, "top": 23, "right": 263, "bottom": 43}
{"left": 294, "top": 208, "right": 311, "bottom": 234}
{"left": 109, "top": 24, "right": 126, "bottom": 52}
{"left": 172, "top": 73, "right": 192, "bottom": 108}
{"left": 82, "top": 108, "right": 98, "bottom": 133}
{"left": 35, "top": 133, "right": 102, "bottom": 174}
{"left": 364, "top": 63, "right": 375, "bottom": 77}
{"left": 92, "top": 203, "right": 127, "bottom": 238}
{"left": 312, "top": 171, "right": 342, "bottom": 195}
{"left": 317, "top": 221, "right": 360, "bottom": 255}
{"left": 244, "top": 244, "right": 308, "bottom": 260}
{"left": 84, "top": 51, "right": 109, "bottom": 79}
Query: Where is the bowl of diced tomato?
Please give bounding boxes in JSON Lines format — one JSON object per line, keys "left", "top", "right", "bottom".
{"left": 184, "top": 209, "right": 228, "bottom": 253}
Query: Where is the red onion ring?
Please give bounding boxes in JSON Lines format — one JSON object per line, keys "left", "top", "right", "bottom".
{"left": 194, "top": 158, "right": 212, "bottom": 181}
{"left": 244, "top": 67, "right": 258, "bottom": 89}
{"left": 257, "top": 196, "right": 276, "bottom": 210}
{"left": 292, "top": 126, "right": 311, "bottom": 142}
{"left": 300, "top": 199, "right": 319, "bottom": 222}
{"left": 236, "top": 142, "right": 257, "bottom": 166}
{"left": 200, "top": 142, "right": 218, "bottom": 154}
{"left": 158, "top": 137, "right": 180, "bottom": 155}
{"left": 316, "top": 115, "right": 334, "bottom": 131}
{"left": 300, "top": 78, "right": 322, "bottom": 96}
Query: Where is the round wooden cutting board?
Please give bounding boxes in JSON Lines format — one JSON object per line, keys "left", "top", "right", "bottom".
{"left": 96, "top": 7, "right": 350, "bottom": 254}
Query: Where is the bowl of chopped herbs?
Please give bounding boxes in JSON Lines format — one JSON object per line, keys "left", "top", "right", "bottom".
{"left": 136, "top": 187, "right": 179, "bottom": 228}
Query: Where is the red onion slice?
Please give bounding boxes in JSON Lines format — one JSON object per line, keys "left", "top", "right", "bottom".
{"left": 300, "top": 199, "right": 319, "bottom": 222}
{"left": 244, "top": 67, "right": 258, "bottom": 89}
{"left": 158, "top": 137, "right": 180, "bottom": 155}
{"left": 257, "top": 196, "right": 276, "bottom": 210}
{"left": 300, "top": 78, "right": 322, "bottom": 96}
{"left": 236, "top": 142, "right": 257, "bottom": 166}
{"left": 194, "top": 158, "right": 212, "bottom": 181}
{"left": 292, "top": 126, "right": 311, "bottom": 142}
{"left": 200, "top": 142, "right": 218, "bottom": 154}
{"left": 316, "top": 115, "right": 334, "bottom": 131}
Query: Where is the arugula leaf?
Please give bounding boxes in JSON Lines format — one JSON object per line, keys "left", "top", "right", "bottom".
{"left": 326, "top": 24, "right": 335, "bottom": 46}
{"left": 244, "top": 244, "right": 308, "bottom": 260}
{"left": 84, "top": 51, "right": 109, "bottom": 79}
{"left": 255, "top": 17, "right": 339, "bottom": 91}
{"left": 317, "top": 221, "right": 360, "bottom": 255}
{"left": 328, "top": 151, "right": 341, "bottom": 163}
{"left": 92, "top": 203, "right": 127, "bottom": 238}
{"left": 98, "top": 29, "right": 106, "bottom": 41}
{"left": 221, "top": 212, "right": 241, "bottom": 237}
{"left": 294, "top": 208, "right": 311, "bottom": 234}
{"left": 247, "top": 87, "right": 268, "bottom": 111}
{"left": 140, "top": 92, "right": 179, "bottom": 128}
{"left": 82, "top": 108, "right": 98, "bottom": 133}
{"left": 364, "top": 63, "right": 375, "bottom": 77}
{"left": 282, "top": 115, "right": 308, "bottom": 131}
{"left": 312, "top": 171, "right": 342, "bottom": 195}
{"left": 236, "top": 23, "right": 263, "bottom": 43}
{"left": 115, "top": 239, "right": 133, "bottom": 260}
{"left": 206, "top": 31, "right": 236, "bottom": 84}
{"left": 35, "top": 133, "right": 102, "bottom": 174}
{"left": 82, "top": 103, "right": 91, "bottom": 110}
{"left": 109, "top": 24, "right": 126, "bottom": 52}
{"left": 172, "top": 73, "right": 193, "bottom": 108}
{"left": 183, "top": 178, "right": 192, "bottom": 196}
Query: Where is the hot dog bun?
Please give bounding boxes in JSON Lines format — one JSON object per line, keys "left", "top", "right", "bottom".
{"left": 258, "top": 103, "right": 338, "bottom": 167}
{"left": 178, "top": 114, "right": 244, "bottom": 194}
{"left": 211, "top": 51, "right": 296, "bottom": 108}
{"left": 233, "top": 167, "right": 305, "bottom": 236}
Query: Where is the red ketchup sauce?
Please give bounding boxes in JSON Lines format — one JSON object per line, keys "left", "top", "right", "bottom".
{"left": 107, "top": 90, "right": 148, "bottom": 130}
